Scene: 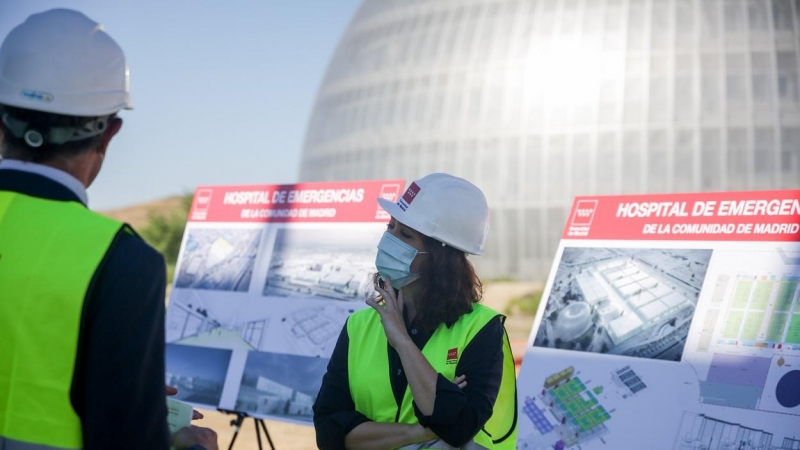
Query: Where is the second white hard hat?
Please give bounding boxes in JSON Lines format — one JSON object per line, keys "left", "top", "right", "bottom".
{"left": 377, "top": 173, "right": 490, "bottom": 255}
{"left": 0, "top": 8, "right": 132, "bottom": 117}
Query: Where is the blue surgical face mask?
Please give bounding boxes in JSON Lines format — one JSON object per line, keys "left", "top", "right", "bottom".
{"left": 375, "top": 231, "right": 427, "bottom": 289}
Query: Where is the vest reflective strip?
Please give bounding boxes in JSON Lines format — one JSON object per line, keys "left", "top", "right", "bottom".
{"left": 0, "top": 192, "right": 122, "bottom": 448}
{"left": 0, "top": 436, "right": 81, "bottom": 450}
{"left": 347, "top": 304, "right": 517, "bottom": 449}
{"left": 483, "top": 324, "right": 518, "bottom": 449}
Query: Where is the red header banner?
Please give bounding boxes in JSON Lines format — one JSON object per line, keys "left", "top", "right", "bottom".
{"left": 188, "top": 179, "right": 405, "bottom": 223}
{"left": 564, "top": 190, "right": 800, "bottom": 241}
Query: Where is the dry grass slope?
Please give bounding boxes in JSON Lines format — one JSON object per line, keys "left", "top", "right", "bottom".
{"left": 98, "top": 195, "right": 186, "bottom": 230}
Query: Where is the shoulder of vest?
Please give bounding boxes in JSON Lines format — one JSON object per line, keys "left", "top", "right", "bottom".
{"left": 62, "top": 201, "right": 128, "bottom": 235}
{"left": 348, "top": 305, "right": 503, "bottom": 335}
{"left": 346, "top": 308, "right": 383, "bottom": 343}
{"left": 439, "top": 303, "right": 504, "bottom": 339}
{"left": 4, "top": 191, "right": 125, "bottom": 231}
{"left": 85, "top": 207, "right": 126, "bottom": 226}
{"left": 469, "top": 303, "right": 504, "bottom": 321}
{"left": 348, "top": 307, "right": 379, "bottom": 326}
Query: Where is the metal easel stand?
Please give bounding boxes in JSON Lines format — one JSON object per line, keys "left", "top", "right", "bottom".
{"left": 219, "top": 409, "right": 276, "bottom": 450}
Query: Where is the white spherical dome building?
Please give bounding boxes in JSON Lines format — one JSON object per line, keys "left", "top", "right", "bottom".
{"left": 300, "top": 0, "right": 800, "bottom": 280}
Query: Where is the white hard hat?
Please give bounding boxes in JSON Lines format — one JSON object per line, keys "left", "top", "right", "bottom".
{"left": 377, "top": 173, "right": 490, "bottom": 255}
{"left": 0, "top": 9, "right": 132, "bottom": 117}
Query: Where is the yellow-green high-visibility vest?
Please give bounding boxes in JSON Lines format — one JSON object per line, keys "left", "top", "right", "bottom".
{"left": 347, "top": 303, "right": 517, "bottom": 449}
{"left": 0, "top": 191, "right": 124, "bottom": 450}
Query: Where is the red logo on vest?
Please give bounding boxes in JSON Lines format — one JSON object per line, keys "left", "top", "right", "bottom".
{"left": 446, "top": 348, "right": 458, "bottom": 365}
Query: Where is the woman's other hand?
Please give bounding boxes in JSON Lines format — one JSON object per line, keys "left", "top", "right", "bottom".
{"left": 412, "top": 423, "right": 438, "bottom": 443}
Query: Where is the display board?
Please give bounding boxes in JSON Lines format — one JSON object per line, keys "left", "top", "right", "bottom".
{"left": 517, "top": 190, "right": 800, "bottom": 450}
{"left": 164, "top": 179, "right": 403, "bottom": 423}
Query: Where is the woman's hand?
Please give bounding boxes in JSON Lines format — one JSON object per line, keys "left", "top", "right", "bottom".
{"left": 412, "top": 423, "right": 438, "bottom": 443}
{"left": 454, "top": 374, "right": 468, "bottom": 390}
{"left": 345, "top": 422, "right": 438, "bottom": 450}
{"left": 367, "top": 276, "right": 412, "bottom": 349}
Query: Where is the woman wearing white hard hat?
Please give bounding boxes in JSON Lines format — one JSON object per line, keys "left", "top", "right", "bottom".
{"left": 314, "top": 173, "right": 517, "bottom": 449}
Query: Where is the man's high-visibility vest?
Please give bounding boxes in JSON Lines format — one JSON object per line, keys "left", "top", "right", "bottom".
{"left": 347, "top": 303, "right": 517, "bottom": 449}
{"left": 0, "top": 191, "right": 124, "bottom": 449}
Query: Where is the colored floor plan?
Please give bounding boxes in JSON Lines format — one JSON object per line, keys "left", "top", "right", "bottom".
{"left": 719, "top": 277, "right": 800, "bottom": 347}
{"left": 693, "top": 269, "right": 800, "bottom": 416}
{"left": 526, "top": 367, "right": 614, "bottom": 448}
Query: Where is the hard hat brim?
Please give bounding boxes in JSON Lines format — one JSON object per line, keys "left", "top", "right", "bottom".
{"left": 376, "top": 196, "right": 429, "bottom": 237}
{"left": 377, "top": 197, "right": 408, "bottom": 226}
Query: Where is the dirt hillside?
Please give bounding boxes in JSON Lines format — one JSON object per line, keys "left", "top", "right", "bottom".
{"left": 99, "top": 195, "right": 185, "bottom": 230}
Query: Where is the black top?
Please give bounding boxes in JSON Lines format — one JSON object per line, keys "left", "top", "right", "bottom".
{"left": 312, "top": 310, "right": 504, "bottom": 449}
{"left": 0, "top": 169, "right": 182, "bottom": 449}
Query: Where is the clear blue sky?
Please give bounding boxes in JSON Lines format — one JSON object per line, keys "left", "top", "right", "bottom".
{"left": 0, "top": 1, "right": 361, "bottom": 210}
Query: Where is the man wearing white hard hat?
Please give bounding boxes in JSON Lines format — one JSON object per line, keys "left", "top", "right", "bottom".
{"left": 314, "top": 173, "right": 517, "bottom": 449}
{"left": 0, "top": 9, "right": 216, "bottom": 450}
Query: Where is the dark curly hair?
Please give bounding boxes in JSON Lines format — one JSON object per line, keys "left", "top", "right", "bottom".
{"left": 373, "top": 234, "right": 484, "bottom": 333}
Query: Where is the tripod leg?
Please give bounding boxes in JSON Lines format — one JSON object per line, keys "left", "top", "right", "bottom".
{"left": 228, "top": 413, "right": 246, "bottom": 450}
{"left": 259, "top": 419, "right": 276, "bottom": 450}
{"left": 254, "top": 416, "right": 264, "bottom": 450}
